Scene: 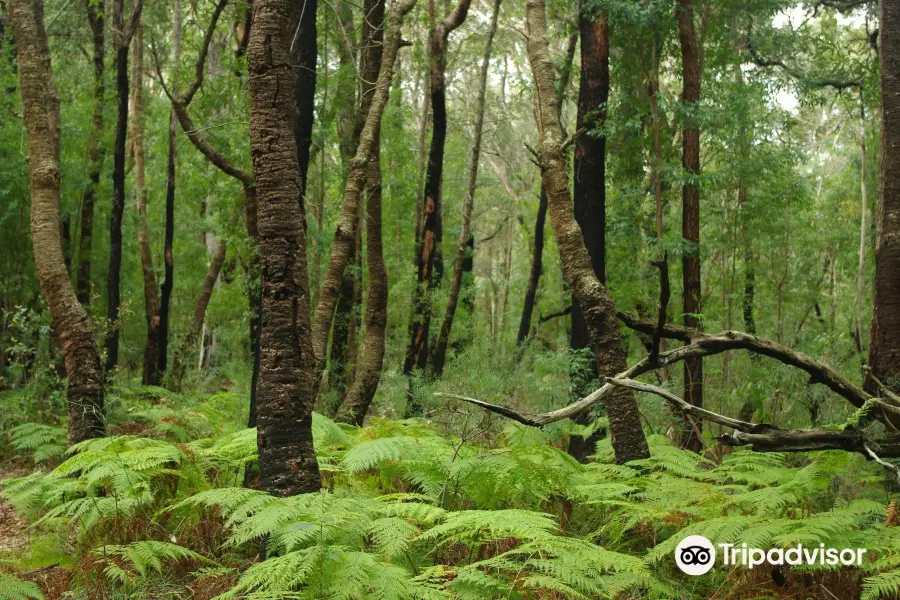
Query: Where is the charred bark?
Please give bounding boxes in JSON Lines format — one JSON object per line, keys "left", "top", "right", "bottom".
{"left": 403, "top": 0, "right": 472, "bottom": 392}
{"left": 430, "top": 0, "right": 501, "bottom": 378}
{"left": 567, "top": 4, "right": 611, "bottom": 462}
{"left": 10, "top": 0, "right": 105, "bottom": 444}
{"left": 516, "top": 189, "right": 548, "bottom": 345}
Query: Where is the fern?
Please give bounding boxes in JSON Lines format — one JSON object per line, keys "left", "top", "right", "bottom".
{"left": 9, "top": 423, "right": 66, "bottom": 463}
{"left": 0, "top": 573, "right": 43, "bottom": 600}
{"left": 93, "top": 540, "right": 210, "bottom": 584}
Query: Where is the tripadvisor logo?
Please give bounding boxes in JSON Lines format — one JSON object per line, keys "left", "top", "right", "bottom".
{"left": 674, "top": 535, "right": 867, "bottom": 576}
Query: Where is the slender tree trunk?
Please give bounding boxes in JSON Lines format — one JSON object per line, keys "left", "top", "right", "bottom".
{"left": 105, "top": 0, "right": 142, "bottom": 376}
{"left": 568, "top": 3, "right": 611, "bottom": 462}
{"left": 293, "top": 0, "right": 317, "bottom": 202}
{"left": 430, "top": 0, "right": 501, "bottom": 378}
{"left": 525, "top": 0, "right": 649, "bottom": 464}
{"left": 403, "top": 0, "right": 472, "bottom": 396}
{"left": 677, "top": 0, "right": 703, "bottom": 452}
{"left": 515, "top": 25, "right": 576, "bottom": 348}
{"left": 867, "top": 0, "right": 900, "bottom": 395}
{"left": 10, "top": 0, "right": 105, "bottom": 444}
{"left": 516, "top": 189, "right": 548, "bottom": 345}
{"left": 131, "top": 23, "right": 162, "bottom": 385}
{"left": 76, "top": 0, "right": 105, "bottom": 306}
{"left": 855, "top": 110, "right": 868, "bottom": 353}
{"left": 249, "top": 0, "right": 322, "bottom": 497}
{"left": 171, "top": 242, "right": 227, "bottom": 387}
{"left": 158, "top": 0, "right": 181, "bottom": 378}
{"left": 310, "top": 0, "right": 415, "bottom": 376}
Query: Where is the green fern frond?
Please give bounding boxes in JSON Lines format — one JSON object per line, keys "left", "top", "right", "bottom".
{"left": 862, "top": 569, "right": 900, "bottom": 600}
{"left": 0, "top": 573, "right": 44, "bottom": 599}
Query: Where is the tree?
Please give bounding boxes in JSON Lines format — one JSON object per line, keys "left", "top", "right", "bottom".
{"left": 105, "top": 0, "right": 143, "bottom": 376}
{"left": 75, "top": 0, "right": 105, "bottom": 307}
{"left": 430, "top": 0, "right": 502, "bottom": 378}
{"left": 403, "top": 0, "right": 472, "bottom": 396}
{"left": 9, "top": 0, "right": 105, "bottom": 443}
{"left": 247, "top": 0, "right": 321, "bottom": 496}
{"left": 677, "top": 0, "right": 703, "bottom": 452}
{"left": 567, "top": 2, "right": 612, "bottom": 462}
{"left": 524, "top": 0, "right": 649, "bottom": 464}
{"left": 867, "top": 0, "right": 900, "bottom": 395}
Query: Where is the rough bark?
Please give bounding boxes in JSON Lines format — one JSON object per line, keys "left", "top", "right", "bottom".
{"left": 292, "top": 0, "right": 317, "bottom": 202}
{"left": 430, "top": 0, "right": 500, "bottom": 378}
{"left": 855, "top": 109, "right": 868, "bottom": 353}
{"left": 105, "top": 0, "right": 143, "bottom": 376}
{"left": 10, "top": 0, "right": 105, "bottom": 444}
{"left": 567, "top": 4, "right": 610, "bottom": 462}
{"left": 677, "top": 0, "right": 702, "bottom": 452}
{"left": 867, "top": 0, "right": 900, "bottom": 395}
{"left": 75, "top": 0, "right": 105, "bottom": 306}
{"left": 158, "top": 0, "right": 181, "bottom": 378}
{"left": 403, "top": 0, "right": 472, "bottom": 389}
{"left": 311, "top": 0, "right": 416, "bottom": 376}
{"left": 525, "top": 0, "right": 649, "bottom": 463}
{"left": 248, "top": 0, "right": 322, "bottom": 496}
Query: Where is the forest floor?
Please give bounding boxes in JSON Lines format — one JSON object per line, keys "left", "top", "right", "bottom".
{"left": 0, "top": 465, "right": 29, "bottom": 555}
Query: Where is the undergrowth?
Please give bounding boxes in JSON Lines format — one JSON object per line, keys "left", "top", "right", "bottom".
{"left": 0, "top": 387, "right": 898, "bottom": 599}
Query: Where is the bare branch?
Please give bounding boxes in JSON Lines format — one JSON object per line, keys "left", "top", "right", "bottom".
{"left": 648, "top": 251, "right": 670, "bottom": 364}
{"left": 182, "top": 0, "right": 229, "bottom": 106}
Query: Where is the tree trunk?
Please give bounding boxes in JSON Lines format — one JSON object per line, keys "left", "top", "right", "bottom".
{"left": 403, "top": 0, "right": 472, "bottom": 393}
{"left": 248, "top": 0, "right": 325, "bottom": 496}
{"left": 430, "top": 0, "right": 500, "bottom": 378}
{"left": 525, "top": 0, "right": 649, "bottom": 464}
{"left": 310, "top": 0, "right": 415, "bottom": 376}
{"left": 868, "top": 0, "right": 900, "bottom": 395}
{"left": 170, "top": 242, "right": 227, "bottom": 387}
{"left": 516, "top": 189, "right": 547, "bottom": 345}
{"left": 76, "top": 0, "right": 105, "bottom": 307}
{"left": 293, "top": 0, "right": 317, "bottom": 202}
{"left": 515, "top": 25, "right": 576, "bottom": 348}
{"left": 567, "top": 4, "right": 611, "bottom": 463}
{"left": 855, "top": 111, "right": 868, "bottom": 353}
{"left": 158, "top": 0, "right": 181, "bottom": 379}
{"left": 105, "top": 0, "right": 142, "bottom": 376}
{"left": 131, "top": 23, "right": 161, "bottom": 386}
{"left": 677, "top": 0, "right": 703, "bottom": 452}
{"left": 10, "top": 0, "right": 105, "bottom": 444}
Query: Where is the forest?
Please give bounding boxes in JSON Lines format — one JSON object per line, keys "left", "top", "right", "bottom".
{"left": 0, "top": 0, "right": 899, "bottom": 597}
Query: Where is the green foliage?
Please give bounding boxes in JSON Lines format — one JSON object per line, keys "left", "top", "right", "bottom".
{"left": 0, "top": 573, "right": 43, "bottom": 600}
{"left": 8, "top": 423, "right": 66, "bottom": 464}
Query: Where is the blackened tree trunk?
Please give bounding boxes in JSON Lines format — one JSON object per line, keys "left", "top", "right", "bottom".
{"left": 430, "top": 0, "right": 500, "bottom": 378}
{"left": 105, "top": 0, "right": 143, "bottom": 376}
{"left": 868, "top": 0, "right": 900, "bottom": 396}
{"left": 293, "top": 0, "right": 317, "bottom": 202}
{"left": 403, "top": 0, "right": 472, "bottom": 395}
{"left": 248, "top": 0, "right": 321, "bottom": 495}
{"left": 158, "top": 0, "right": 181, "bottom": 378}
{"left": 10, "top": 0, "right": 105, "bottom": 444}
{"left": 516, "top": 189, "right": 548, "bottom": 345}
{"left": 677, "top": 0, "right": 703, "bottom": 452}
{"left": 76, "top": 0, "right": 105, "bottom": 306}
{"left": 567, "top": 4, "right": 611, "bottom": 463}
{"left": 310, "top": 0, "right": 416, "bottom": 376}
{"left": 525, "top": 0, "right": 649, "bottom": 464}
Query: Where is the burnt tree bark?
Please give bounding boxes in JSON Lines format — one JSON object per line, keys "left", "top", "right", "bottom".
{"left": 75, "top": 0, "right": 105, "bottom": 306}
{"left": 567, "top": 3, "right": 611, "bottom": 463}
{"left": 10, "top": 0, "right": 105, "bottom": 444}
{"left": 868, "top": 0, "right": 900, "bottom": 395}
{"left": 248, "top": 0, "right": 321, "bottom": 496}
{"left": 525, "top": 0, "right": 649, "bottom": 464}
{"left": 429, "top": 0, "right": 501, "bottom": 378}
{"left": 105, "top": 0, "right": 143, "bottom": 376}
{"left": 677, "top": 0, "right": 703, "bottom": 452}
{"left": 403, "top": 0, "right": 472, "bottom": 397}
